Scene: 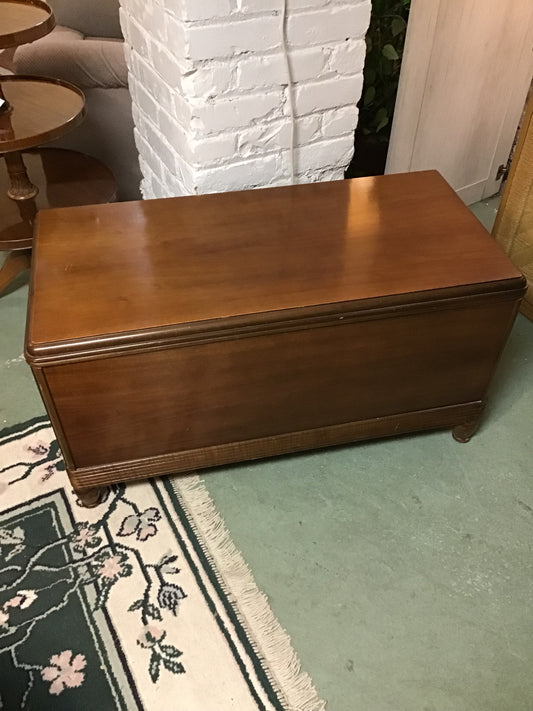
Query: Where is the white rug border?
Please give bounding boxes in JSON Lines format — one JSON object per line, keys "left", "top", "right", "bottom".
{"left": 172, "top": 475, "right": 326, "bottom": 711}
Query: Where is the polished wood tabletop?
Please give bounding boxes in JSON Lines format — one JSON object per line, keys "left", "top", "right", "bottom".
{"left": 0, "top": 0, "right": 54, "bottom": 48}
{"left": 0, "top": 76, "right": 85, "bottom": 152}
{"left": 0, "top": 148, "right": 117, "bottom": 250}
{"left": 29, "top": 171, "right": 524, "bottom": 349}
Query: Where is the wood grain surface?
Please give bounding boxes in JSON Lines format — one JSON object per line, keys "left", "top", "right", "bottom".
{"left": 0, "top": 149, "right": 117, "bottom": 250}
{"left": 0, "top": 0, "right": 54, "bottom": 49}
{"left": 41, "top": 300, "right": 518, "bottom": 470}
{"left": 28, "top": 171, "right": 524, "bottom": 352}
{"left": 0, "top": 76, "right": 84, "bottom": 152}
{"left": 25, "top": 171, "right": 526, "bottom": 498}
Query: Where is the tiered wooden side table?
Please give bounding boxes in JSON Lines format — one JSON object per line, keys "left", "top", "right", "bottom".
{"left": 0, "top": 0, "right": 117, "bottom": 292}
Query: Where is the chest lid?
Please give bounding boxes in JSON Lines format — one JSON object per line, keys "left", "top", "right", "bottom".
{"left": 26, "top": 171, "right": 525, "bottom": 362}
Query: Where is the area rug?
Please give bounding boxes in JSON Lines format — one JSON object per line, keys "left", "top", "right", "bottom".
{"left": 0, "top": 417, "right": 325, "bottom": 711}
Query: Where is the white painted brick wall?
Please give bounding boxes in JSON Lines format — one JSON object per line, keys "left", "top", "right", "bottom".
{"left": 119, "top": 0, "right": 371, "bottom": 198}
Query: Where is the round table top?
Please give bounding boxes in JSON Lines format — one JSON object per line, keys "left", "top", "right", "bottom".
{"left": 0, "top": 0, "right": 55, "bottom": 48}
{"left": 0, "top": 76, "right": 85, "bottom": 152}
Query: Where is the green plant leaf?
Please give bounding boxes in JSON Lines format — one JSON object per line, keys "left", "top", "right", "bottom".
{"left": 364, "top": 67, "right": 377, "bottom": 84}
{"left": 375, "top": 117, "right": 389, "bottom": 133}
{"left": 382, "top": 44, "right": 399, "bottom": 61}
{"left": 363, "top": 86, "right": 376, "bottom": 106}
{"left": 391, "top": 17, "right": 407, "bottom": 37}
{"left": 381, "top": 59, "right": 393, "bottom": 76}
{"left": 374, "top": 107, "right": 389, "bottom": 133}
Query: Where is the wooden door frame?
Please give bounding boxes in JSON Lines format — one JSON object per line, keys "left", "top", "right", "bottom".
{"left": 386, "top": 0, "right": 533, "bottom": 203}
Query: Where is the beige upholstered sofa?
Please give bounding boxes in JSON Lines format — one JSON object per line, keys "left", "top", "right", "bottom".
{"left": 0, "top": 0, "right": 141, "bottom": 201}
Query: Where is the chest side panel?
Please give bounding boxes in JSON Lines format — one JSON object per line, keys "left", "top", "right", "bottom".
{"left": 41, "top": 299, "right": 516, "bottom": 470}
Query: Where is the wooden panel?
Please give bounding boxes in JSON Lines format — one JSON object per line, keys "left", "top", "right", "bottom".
{"left": 493, "top": 94, "right": 533, "bottom": 320}
{"left": 387, "top": 0, "right": 533, "bottom": 204}
{"left": 68, "top": 402, "right": 485, "bottom": 492}
{"left": 28, "top": 171, "right": 523, "bottom": 349}
{"left": 44, "top": 301, "right": 515, "bottom": 469}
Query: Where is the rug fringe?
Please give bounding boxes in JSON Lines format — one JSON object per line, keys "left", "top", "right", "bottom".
{"left": 172, "top": 474, "right": 327, "bottom": 711}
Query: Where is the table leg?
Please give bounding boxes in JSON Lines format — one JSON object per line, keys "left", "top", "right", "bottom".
{"left": 0, "top": 249, "right": 30, "bottom": 293}
{"left": 4, "top": 151, "right": 38, "bottom": 200}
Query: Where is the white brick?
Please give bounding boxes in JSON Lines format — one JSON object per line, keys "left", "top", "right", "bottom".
{"left": 178, "top": 0, "right": 232, "bottom": 21}
{"left": 142, "top": 2, "right": 167, "bottom": 44}
{"left": 151, "top": 43, "right": 184, "bottom": 91}
{"left": 187, "top": 16, "right": 281, "bottom": 60}
{"left": 173, "top": 91, "right": 194, "bottom": 127}
{"left": 295, "top": 166, "right": 345, "bottom": 184}
{"left": 143, "top": 119, "right": 178, "bottom": 175}
{"left": 151, "top": 172, "right": 167, "bottom": 199}
{"left": 287, "top": 0, "right": 327, "bottom": 8}
{"left": 237, "top": 47, "right": 326, "bottom": 90}
{"left": 192, "top": 91, "right": 283, "bottom": 132}
{"left": 329, "top": 39, "right": 367, "bottom": 74}
{"left": 164, "top": 173, "right": 188, "bottom": 197}
{"left": 173, "top": 154, "right": 196, "bottom": 191}
{"left": 131, "top": 102, "right": 144, "bottom": 133}
{"left": 237, "top": 54, "right": 284, "bottom": 90}
{"left": 295, "top": 74, "right": 364, "bottom": 114}
{"left": 158, "top": 109, "right": 190, "bottom": 157}
{"left": 132, "top": 53, "right": 174, "bottom": 113}
{"left": 287, "top": 4, "right": 371, "bottom": 47}
{"left": 238, "top": 115, "right": 320, "bottom": 156}
{"left": 127, "top": 18, "right": 152, "bottom": 60}
{"left": 190, "top": 134, "right": 237, "bottom": 164}
{"left": 164, "top": 15, "right": 188, "bottom": 61}
{"left": 134, "top": 129, "right": 164, "bottom": 180}
{"left": 292, "top": 136, "right": 355, "bottom": 172}
{"left": 237, "top": 0, "right": 281, "bottom": 11}
{"left": 290, "top": 46, "right": 328, "bottom": 82}
{"left": 125, "top": 0, "right": 166, "bottom": 43}
{"left": 121, "top": 0, "right": 370, "bottom": 196}
{"left": 182, "top": 62, "right": 234, "bottom": 99}
{"left": 322, "top": 106, "right": 360, "bottom": 137}
{"left": 134, "top": 81, "right": 160, "bottom": 124}
{"left": 118, "top": 7, "right": 130, "bottom": 41}
{"left": 194, "top": 155, "right": 280, "bottom": 193}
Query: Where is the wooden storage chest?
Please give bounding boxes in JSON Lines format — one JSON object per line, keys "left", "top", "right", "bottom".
{"left": 25, "top": 171, "right": 526, "bottom": 506}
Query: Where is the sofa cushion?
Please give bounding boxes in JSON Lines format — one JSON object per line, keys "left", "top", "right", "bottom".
{"left": 12, "top": 26, "right": 128, "bottom": 89}
{"left": 46, "top": 0, "right": 122, "bottom": 39}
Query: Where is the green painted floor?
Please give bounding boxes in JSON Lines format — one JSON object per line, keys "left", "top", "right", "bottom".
{"left": 1, "top": 197, "right": 532, "bottom": 710}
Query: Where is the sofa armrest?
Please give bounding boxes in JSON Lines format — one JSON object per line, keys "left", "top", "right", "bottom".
{"left": 12, "top": 26, "right": 128, "bottom": 90}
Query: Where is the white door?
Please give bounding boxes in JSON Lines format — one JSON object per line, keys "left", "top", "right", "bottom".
{"left": 386, "top": 0, "right": 533, "bottom": 204}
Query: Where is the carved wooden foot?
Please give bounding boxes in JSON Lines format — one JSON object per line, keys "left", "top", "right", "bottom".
{"left": 77, "top": 486, "right": 108, "bottom": 508}
{"left": 4, "top": 151, "right": 38, "bottom": 200}
{"left": 452, "top": 418, "right": 481, "bottom": 443}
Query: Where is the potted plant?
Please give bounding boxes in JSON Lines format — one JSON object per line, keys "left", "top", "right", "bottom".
{"left": 346, "top": 0, "right": 411, "bottom": 178}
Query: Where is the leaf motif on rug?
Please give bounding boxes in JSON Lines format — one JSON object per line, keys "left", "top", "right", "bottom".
{"left": 0, "top": 418, "right": 326, "bottom": 711}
